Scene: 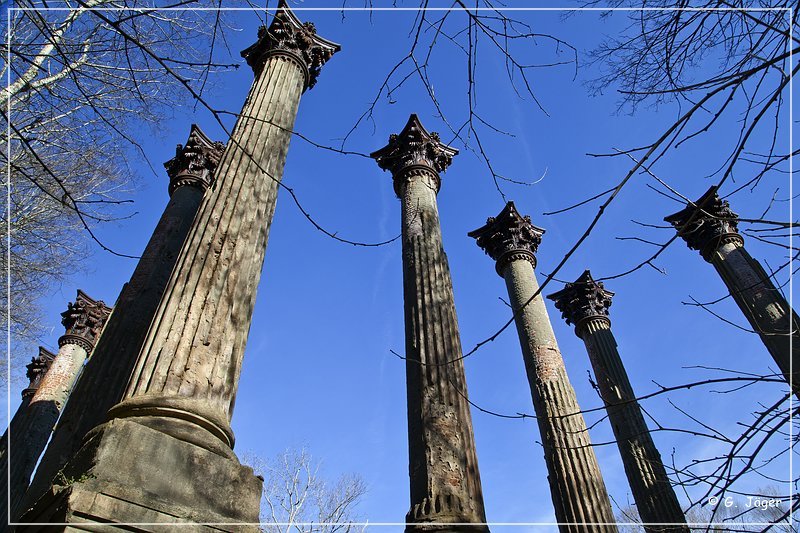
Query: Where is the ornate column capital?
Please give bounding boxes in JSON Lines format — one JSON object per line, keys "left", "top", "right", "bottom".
{"left": 58, "top": 290, "right": 112, "bottom": 352}
{"left": 664, "top": 186, "right": 744, "bottom": 261}
{"left": 164, "top": 124, "right": 225, "bottom": 196}
{"left": 468, "top": 201, "right": 544, "bottom": 276}
{"left": 370, "top": 114, "right": 458, "bottom": 196}
{"left": 547, "top": 270, "right": 613, "bottom": 336}
{"left": 240, "top": 0, "right": 341, "bottom": 89}
{"left": 22, "top": 347, "right": 56, "bottom": 399}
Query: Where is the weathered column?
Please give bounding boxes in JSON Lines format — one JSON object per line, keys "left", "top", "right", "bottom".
{"left": 469, "top": 202, "right": 617, "bottom": 533}
{"left": 665, "top": 186, "right": 799, "bottom": 396}
{"left": 18, "top": 4, "right": 339, "bottom": 530}
{"left": 0, "top": 348, "right": 54, "bottom": 524}
{"left": 371, "top": 115, "right": 489, "bottom": 532}
{"left": 24, "top": 124, "right": 224, "bottom": 510}
{"left": 548, "top": 271, "right": 688, "bottom": 533}
{"left": 3, "top": 291, "right": 110, "bottom": 523}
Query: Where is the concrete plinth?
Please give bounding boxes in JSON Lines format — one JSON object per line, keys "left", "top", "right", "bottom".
{"left": 18, "top": 418, "right": 260, "bottom": 532}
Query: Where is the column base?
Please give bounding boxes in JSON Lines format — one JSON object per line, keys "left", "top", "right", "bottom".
{"left": 406, "top": 495, "right": 490, "bottom": 533}
{"left": 16, "top": 417, "right": 261, "bottom": 532}
{"left": 405, "top": 525, "right": 490, "bottom": 533}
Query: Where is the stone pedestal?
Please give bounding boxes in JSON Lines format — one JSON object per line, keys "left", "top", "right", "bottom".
{"left": 371, "top": 115, "right": 489, "bottom": 533}
{"left": 469, "top": 202, "right": 616, "bottom": 533}
{"left": 665, "top": 186, "right": 799, "bottom": 397}
{"left": 548, "top": 271, "right": 688, "bottom": 533}
{"left": 24, "top": 125, "right": 225, "bottom": 513}
{"left": 3, "top": 292, "right": 110, "bottom": 525}
{"left": 20, "top": 418, "right": 261, "bottom": 532}
{"left": 18, "top": 3, "right": 339, "bottom": 530}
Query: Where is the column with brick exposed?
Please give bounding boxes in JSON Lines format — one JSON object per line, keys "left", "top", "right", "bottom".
{"left": 0, "top": 347, "right": 54, "bottom": 525}
{"left": 548, "top": 271, "right": 688, "bottom": 533}
{"left": 23, "top": 125, "right": 225, "bottom": 512}
{"left": 665, "top": 186, "right": 799, "bottom": 397}
{"left": 3, "top": 291, "right": 110, "bottom": 523}
{"left": 371, "top": 115, "right": 489, "bottom": 532}
{"left": 18, "top": 3, "right": 339, "bottom": 529}
{"left": 469, "top": 202, "right": 617, "bottom": 533}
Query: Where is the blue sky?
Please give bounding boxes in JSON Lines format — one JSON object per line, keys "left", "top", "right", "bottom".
{"left": 8, "top": 3, "right": 795, "bottom": 529}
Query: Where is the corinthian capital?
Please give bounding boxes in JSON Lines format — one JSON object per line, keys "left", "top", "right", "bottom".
{"left": 468, "top": 201, "right": 544, "bottom": 275}
{"left": 547, "top": 270, "right": 614, "bottom": 335}
{"left": 664, "top": 186, "right": 743, "bottom": 261}
{"left": 240, "top": 0, "right": 341, "bottom": 89}
{"left": 22, "top": 347, "right": 56, "bottom": 399}
{"left": 370, "top": 114, "right": 458, "bottom": 195}
{"left": 164, "top": 124, "right": 225, "bottom": 195}
{"left": 58, "top": 290, "right": 112, "bottom": 352}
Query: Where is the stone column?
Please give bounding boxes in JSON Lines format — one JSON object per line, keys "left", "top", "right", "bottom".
{"left": 371, "top": 115, "right": 489, "bottom": 532}
{"left": 3, "top": 291, "right": 110, "bottom": 523}
{"left": 18, "top": 4, "right": 339, "bottom": 529}
{"left": 469, "top": 202, "right": 617, "bottom": 533}
{"left": 665, "top": 186, "right": 799, "bottom": 396}
{"left": 548, "top": 271, "right": 688, "bottom": 533}
{"left": 24, "top": 124, "right": 224, "bottom": 510}
{"left": 0, "top": 347, "right": 54, "bottom": 524}
{"left": 21, "top": 349, "right": 57, "bottom": 404}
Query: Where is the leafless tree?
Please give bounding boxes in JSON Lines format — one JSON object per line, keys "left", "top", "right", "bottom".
{"left": 243, "top": 448, "right": 367, "bottom": 533}
{"left": 582, "top": 1, "right": 796, "bottom": 271}
{"left": 1, "top": 0, "right": 237, "bottom": 375}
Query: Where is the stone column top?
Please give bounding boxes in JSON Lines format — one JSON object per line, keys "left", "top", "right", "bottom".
{"left": 547, "top": 270, "right": 614, "bottom": 336}
{"left": 468, "top": 201, "right": 545, "bottom": 275}
{"left": 22, "top": 347, "right": 56, "bottom": 399}
{"left": 58, "top": 290, "right": 112, "bottom": 352}
{"left": 240, "top": 0, "right": 341, "bottom": 89}
{"left": 664, "top": 185, "right": 744, "bottom": 261}
{"left": 164, "top": 124, "right": 225, "bottom": 196}
{"left": 370, "top": 114, "right": 458, "bottom": 196}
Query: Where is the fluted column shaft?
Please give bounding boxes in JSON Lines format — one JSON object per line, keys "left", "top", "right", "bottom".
{"left": 502, "top": 259, "right": 616, "bottom": 532}
{"left": 709, "top": 241, "right": 798, "bottom": 393}
{"left": 401, "top": 172, "right": 488, "bottom": 531}
{"left": 579, "top": 318, "right": 687, "bottom": 532}
{"left": 372, "top": 115, "right": 489, "bottom": 532}
{"left": 3, "top": 402, "right": 33, "bottom": 529}
{"left": 112, "top": 52, "right": 304, "bottom": 449}
{"left": 665, "top": 187, "right": 798, "bottom": 397}
{"left": 16, "top": 8, "right": 338, "bottom": 529}
{"left": 6, "top": 290, "right": 110, "bottom": 523}
{"left": 471, "top": 203, "right": 616, "bottom": 531}
{"left": 1, "top": 349, "right": 53, "bottom": 527}
{"left": 7, "top": 344, "right": 87, "bottom": 520}
{"left": 25, "top": 183, "right": 207, "bottom": 508}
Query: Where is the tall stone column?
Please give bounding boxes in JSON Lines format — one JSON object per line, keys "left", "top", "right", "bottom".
{"left": 18, "top": 4, "right": 339, "bottom": 530}
{"left": 665, "top": 186, "right": 799, "bottom": 396}
{"left": 3, "top": 291, "right": 110, "bottom": 523}
{"left": 469, "top": 202, "right": 617, "bottom": 533}
{"left": 24, "top": 124, "right": 225, "bottom": 510}
{"left": 548, "top": 271, "right": 688, "bottom": 533}
{"left": 371, "top": 115, "right": 489, "bottom": 532}
{"left": 0, "top": 348, "right": 54, "bottom": 524}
